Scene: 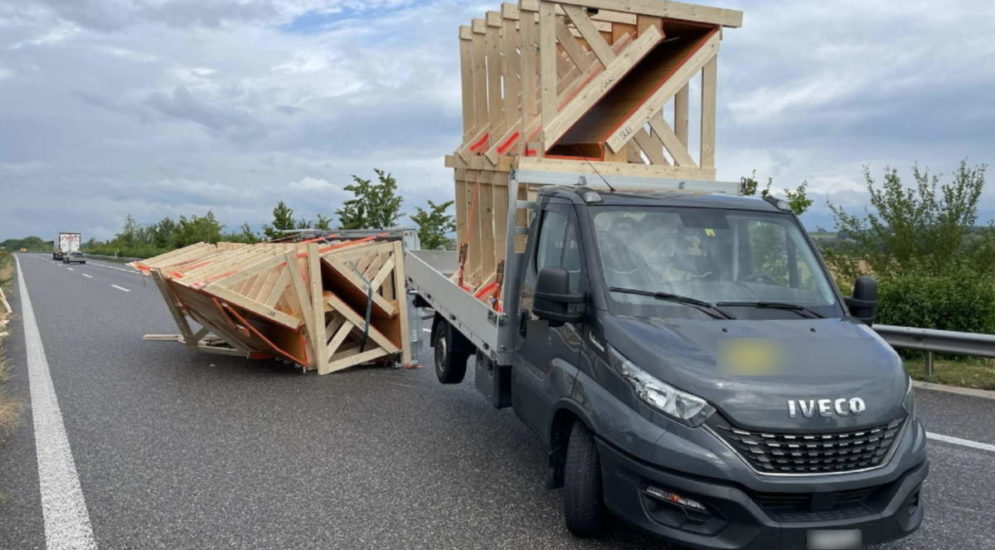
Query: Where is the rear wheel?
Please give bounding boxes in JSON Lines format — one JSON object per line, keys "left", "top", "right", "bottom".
{"left": 563, "top": 421, "right": 607, "bottom": 537}
{"left": 433, "top": 321, "right": 469, "bottom": 384}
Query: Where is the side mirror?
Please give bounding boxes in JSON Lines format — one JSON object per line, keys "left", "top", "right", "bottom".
{"left": 533, "top": 267, "right": 585, "bottom": 326}
{"left": 845, "top": 276, "right": 878, "bottom": 325}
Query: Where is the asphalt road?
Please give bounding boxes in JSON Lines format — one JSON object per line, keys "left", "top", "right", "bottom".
{"left": 2, "top": 252, "right": 994, "bottom": 549}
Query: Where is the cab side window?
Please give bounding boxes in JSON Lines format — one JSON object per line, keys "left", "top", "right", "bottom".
{"left": 535, "top": 207, "right": 585, "bottom": 294}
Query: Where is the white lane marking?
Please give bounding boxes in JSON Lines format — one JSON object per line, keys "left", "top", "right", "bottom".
{"left": 927, "top": 432, "right": 995, "bottom": 453}
{"left": 15, "top": 256, "right": 99, "bottom": 550}
{"left": 82, "top": 274, "right": 93, "bottom": 279}
{"left": 111, "top": 284, "right": 131, "bottom": 293}
{"left": 66, "top": 267, "right": 74, "bottom": 272}
{"left": 87, "top": 262, "right": 137, "bottom": 275}
{"left": 422, "top": 328, "right": 431, "bottom": 333}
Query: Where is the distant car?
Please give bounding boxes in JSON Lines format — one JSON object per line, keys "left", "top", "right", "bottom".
{"left": 63, "top": 251, "right": 86, "bottom": 264}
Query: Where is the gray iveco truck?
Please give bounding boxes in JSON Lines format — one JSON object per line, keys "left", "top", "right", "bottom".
{"left": 406, "top": 169, "right": 927, "bottom": 549}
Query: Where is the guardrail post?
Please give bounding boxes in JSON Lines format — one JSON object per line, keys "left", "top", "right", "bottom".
{"left": 925, "top": 351, "right": 934, "bottom": 377}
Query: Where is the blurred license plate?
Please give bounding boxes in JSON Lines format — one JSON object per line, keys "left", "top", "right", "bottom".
{"left": 807, "top": 529, "right": 862, "bottom": 550}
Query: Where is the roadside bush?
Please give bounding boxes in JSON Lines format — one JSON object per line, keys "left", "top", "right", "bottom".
{"left": 876, "top": 271, "right": 995, "bottom": 334}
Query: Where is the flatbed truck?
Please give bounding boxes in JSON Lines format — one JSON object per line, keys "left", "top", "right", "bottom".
{"left": 406, "top": 168, "right": 927, "bottom": 549}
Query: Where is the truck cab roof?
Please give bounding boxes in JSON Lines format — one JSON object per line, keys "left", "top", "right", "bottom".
{"left": 539, "top": 186, "right": 784, "bottom": 213}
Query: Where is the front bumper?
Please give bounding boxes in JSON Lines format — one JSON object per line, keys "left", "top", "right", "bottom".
{"left": 598, "top": 439, "right": 928, "bottom": 550}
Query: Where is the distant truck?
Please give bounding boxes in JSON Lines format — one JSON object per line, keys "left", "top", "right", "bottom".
{"left": 53, "top": 232, "right": 81, "bottom": 261}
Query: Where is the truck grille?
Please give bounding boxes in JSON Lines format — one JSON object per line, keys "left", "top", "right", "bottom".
{"left": 709, "top": 415, "right": 905, "bottom": 474}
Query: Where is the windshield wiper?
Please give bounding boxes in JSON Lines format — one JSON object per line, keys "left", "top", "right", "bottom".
{"left": 716, "top": 301, "right": 825, "bottom": 319}
{"left": 609, "top": 287, "right": 736, "bottom": 320}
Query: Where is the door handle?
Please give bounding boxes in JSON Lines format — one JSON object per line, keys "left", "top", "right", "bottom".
{"left": 519, "top": 310, "right": 528, "bottom": 338}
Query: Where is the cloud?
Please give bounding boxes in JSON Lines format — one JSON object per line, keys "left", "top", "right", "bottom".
{"left": 0, "top": 0, "right": 993, "bottom": 243}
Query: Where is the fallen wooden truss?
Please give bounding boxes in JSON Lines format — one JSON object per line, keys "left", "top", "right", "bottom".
{"left": 447, "top": 0, "right": 741, "bottom": 305}
{"left": 132, "top": 237, "right": 411, "bottom": 375}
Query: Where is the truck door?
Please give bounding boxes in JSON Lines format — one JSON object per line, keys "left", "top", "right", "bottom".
{"left": 513, "top": 199, "right": 586, "bottom": 437}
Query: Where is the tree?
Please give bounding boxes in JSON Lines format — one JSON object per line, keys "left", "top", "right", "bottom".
{"left": 411, "top": 200, "right": 455, "bottom": 250}
{"left": 741, "top": 171, "right": 812, "bottom": 215}
{"left": 337, "top": 169, "right": 404, "bottom": 229}
{"left": 263, "top": 201, "right": 298, "bottom": 239}
{"left": 314, "top": 214, "right": 333, "bottom": 231}
{"left": 825, "top": 161, "right": 991, "bottom": 280}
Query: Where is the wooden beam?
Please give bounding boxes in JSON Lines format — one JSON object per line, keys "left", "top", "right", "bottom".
{"left": 554, "top": 17, "right": 592, "bottom": 70}
{"left": 562, "top": 4, "right": 613, "bottom": 67}
{"left": 515, "top": 156, "right": 710, "bottom": 180}
{"left": 700, "top": 54, "right": 717, "bottom": 171}
{"left": 554, "top": 0, "right": 743, "bottom": 28}
{"left": 538, "top": 1, "right": 558, "bottom": 143}
{"left": 391, "top": 241, "right": 412, "bottom": 366}
{"left": 544, "top": 25, "right": 662, "bottom": 150}
{"left": 632, "top": 129, "right": 668, "bottom": 165}
{"left": 648, "top": 116, "right": 696, "bottom": 167}
{"left": 459, "top": 26, "right": 476, "bottom": 140}
{"left": 674, "top": 83, "right": 689, "bottom": 147}
{"left": 605, "top": 30, "right": 719, "bottom": 153}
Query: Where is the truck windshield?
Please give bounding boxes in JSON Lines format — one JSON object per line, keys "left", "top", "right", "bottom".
{"left": 591, "top": 206, "right": 842, "bottom": 320}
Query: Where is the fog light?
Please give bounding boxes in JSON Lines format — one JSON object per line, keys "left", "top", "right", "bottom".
{"left": 645, "top": 486, "right": 707, "bottom": 513}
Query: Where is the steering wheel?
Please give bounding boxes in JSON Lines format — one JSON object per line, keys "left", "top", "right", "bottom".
{"left": 742, "top": 272, "right": 778, "bottom": 285}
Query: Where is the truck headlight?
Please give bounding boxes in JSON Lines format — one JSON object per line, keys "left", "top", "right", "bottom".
{"left": 902, "top": 378, "right": 915, "bottom": 417}
{"left": 619, "top": 356, "right": 714, "bottom": 427}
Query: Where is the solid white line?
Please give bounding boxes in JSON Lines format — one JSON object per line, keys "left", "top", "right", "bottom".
{"left": 422, "top": 328, "right": 432, "bottom": 333}
{"left": 927, "top": 432, "right": 995, "bottom": 453}
{"left": 15, "top": 256, "right": 98, "bottom": 550}
{"left": 111, "top": 284, "right": 130, "bottom": 293}
{"left": 66, "top": 267, "right": 74, "bottom": 272}
{"left": 82, "top": 274, "right": 93, "bottom": 279}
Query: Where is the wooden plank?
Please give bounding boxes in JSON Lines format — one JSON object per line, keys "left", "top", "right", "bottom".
{"left": 150, "top": 269, "right": 196, "bottom": 342}
{"left": 392, "top": 241, "right": 412, "bottom": 366}
{"left": 632, "top": 128, "right": 668, "bottom": 165}
{"left": 648, "top": 115, "right": 697, "bottom": 167}
{"left": 207, "top": 285, "right": 301, "bottom": 329}
{"left": 325, "top": 319, "right": 354, "bottom": 362}
{"left": 554, "top": 0, "right": 742, "bottom": 28}
{"left": 284, "top": 251, "right": 316, "bottom": 370}
{"left": 478, "top": 171, "right": 496, "bottom": 277}
{"left": 325, "top": 294, "right": 400, "bottom": 354}
{"left": 485, "top": 14, "right": 505, "bottom": 139}
{"left": 544, "top": 25, "right": 662, "bottom": 149}
{"left": 326, "top": 348, "right": 390, "bottom": 374}
{"left": 562, "top": 4, "right": 613, "bottom": 67}
{"left": 262, "top": 269, "right": 290, "bottom": 307}
{"left": 491, "top": 171, "right": 509, "bottom": 274}
{"left": 515, "top": 155, "right": 709, "bottom": 179}
{"left": 554, "top": 17, "right": 592, "bottom": 70}
{"left": 700, "top": 54, "right": 717, "bottom": 171}
{"left": 519, "top": 7, "right": 538, "bottom": 145}
{"left": 605, "top": 30, "right": 719, "bottom": 153}
{"left": 369, "top": 257, "right": 396, "bottom": 292}
{"left": 674, "top": 83, "right": 689, "bottom": 147}
{"left": 459, "top": 27, "right": 477, "bottom": 140}
{"left": 471, "top": 20, "right": 489, "bottom": 147}
{"left": 538, "top": 0, "right": 558, "bottom": 142}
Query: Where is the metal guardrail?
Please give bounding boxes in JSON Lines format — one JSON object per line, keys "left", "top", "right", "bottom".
{"left": 83, "top": 253, "right": 141, "bottom": 263}
{"left": 874, "top": 324, "right": 995, "bottom": 375}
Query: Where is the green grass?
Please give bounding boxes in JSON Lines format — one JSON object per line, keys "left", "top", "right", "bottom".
{"left": 904, "top": 356, "right": 995, "bottom": 390}
{"left": 0, "top": 251, "right": 20, "bottom": 442}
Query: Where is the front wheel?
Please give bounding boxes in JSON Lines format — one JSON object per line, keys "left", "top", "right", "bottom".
{"left": 563, "top": 422, "right": 608, "bottom": 537}
{"left": 433, "top": 321, "right": 469, "bottom": 384}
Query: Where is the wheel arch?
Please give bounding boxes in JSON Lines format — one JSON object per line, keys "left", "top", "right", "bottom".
{"left": 547, "top": 400, "right": 596, "bottom": 489}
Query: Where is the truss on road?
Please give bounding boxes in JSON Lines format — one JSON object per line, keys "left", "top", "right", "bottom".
{"left": 133, "top": 238, "right": 411, "bottom": 375}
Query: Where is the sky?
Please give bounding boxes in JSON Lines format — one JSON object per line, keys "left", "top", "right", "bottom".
{"left": 0, "top": 0, "right": 993, "bottom": 241}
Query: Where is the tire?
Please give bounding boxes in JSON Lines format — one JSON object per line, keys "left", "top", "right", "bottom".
{"left": 563, "top": 422, "right": 607, "bottom": 537}
{"left": 433, "top": 321, "right": 470, "bottom": 384}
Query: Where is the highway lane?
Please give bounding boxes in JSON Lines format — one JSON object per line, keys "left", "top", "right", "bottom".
{"left": 2, "top": 252, "right": 995, "bottom": 549}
